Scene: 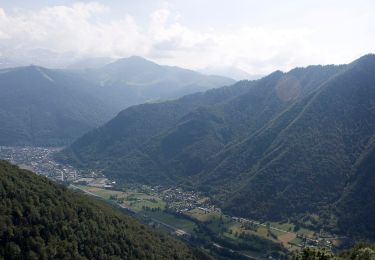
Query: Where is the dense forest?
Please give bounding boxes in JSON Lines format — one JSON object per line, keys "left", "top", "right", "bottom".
{"left": 0, "top": 160, "right": 208, "bottom": 259}
{"left": 293, "top": 242, "right": 375, "bottom": 259}
{"left": 58, "top": 54, "right": 375, "bottom": 240}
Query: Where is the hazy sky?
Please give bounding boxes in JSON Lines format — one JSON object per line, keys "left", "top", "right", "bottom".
{"left": 0, "top": 0, "right": 374, "bottom": 74}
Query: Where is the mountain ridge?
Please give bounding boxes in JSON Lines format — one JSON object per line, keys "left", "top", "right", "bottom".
{"left": 58, "top": 54, "right": 375, "bottom": 240}
{"left": 0, "top": 57, "right": 234, "bottom": 146}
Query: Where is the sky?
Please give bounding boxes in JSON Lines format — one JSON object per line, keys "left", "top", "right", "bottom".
{"left": 0, "top": 0, "right": 374, "bottom": 74}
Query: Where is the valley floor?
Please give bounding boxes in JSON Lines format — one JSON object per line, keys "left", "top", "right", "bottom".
{"left": 0, "top": 146, "right": 347, "bottom": 259}
{"left": 71, "top": 183, "right": 345, "bottom": 257}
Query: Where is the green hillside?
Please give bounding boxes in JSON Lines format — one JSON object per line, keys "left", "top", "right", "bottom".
{"left": 0, "top": 66, "right": 114, "bottom": 146}
{"left": 58, "top": 54, "right": 375, "bottom": 240}
{"left": 0, "top": 160, "right": 208, "bottom": 259}
{"left": 214, "top": 54, "right": 375, "bottom": 225}
{"left": 57, "top": 80, "right": 251, "bottom": 169}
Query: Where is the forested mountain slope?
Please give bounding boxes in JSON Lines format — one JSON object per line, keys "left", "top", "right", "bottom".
{"left": 0, "top": 66, "right": 114, "bottom": 146}
{"left": 58, "top": 81, "right": 252, "bottom": 168}
{"left": 336, "top": 135, "right": 375, "bottom": 239}
{"left": 60, "top": 61, "right": 346, "bottom": 182}
{"left": 59, "top": 54, "right": 375, "bottom": 239}
{"left": 0, "top": 160, "right": 207, "bottom": 259}
{"left": 0, "top": 57, "right": 233, "bottom": 146}
{"left": 214, "top": 54, "right": 375, "bottom": 223}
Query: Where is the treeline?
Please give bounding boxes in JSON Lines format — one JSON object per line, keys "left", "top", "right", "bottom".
{"left": 293, "top": 242, "right": 375, "bottom": 259}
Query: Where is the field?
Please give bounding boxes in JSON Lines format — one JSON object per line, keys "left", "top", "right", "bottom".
{"left": 184, "top": 207, "right": 316, "bottom": 252}
{"left": 75, "top": 185, "right": 123, "bottom": 199}
{"left": 73, "top": 184, "right": 199, "bottom": 235}
{"left": 142, "top": 210, "right": 197, "bottom": 233}
{"left": 73, "top": 185, "right": 166, "bottom": 212}
{"left": 123, "top": 192, "right": 166, "bottom": 212}
{"left": 186, "top": 207, "right": 222, "bottom": 222}
{"left": 72, "top": 184, "right": 319, "bottom": 254}
{"left": 270, "top": 221, "right": 295, "bottom": 232}
{"left": 289, "top": 237, "right": 304, "bottom": 246}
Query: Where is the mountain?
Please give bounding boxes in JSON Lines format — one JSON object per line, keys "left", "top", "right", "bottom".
{"left": 336, "top": 136, "right": 375, "bottom": 239}
{"left": 0, "top": 57, "right": 234, "bottom": 146}
{"left": 0, "top": 160, "right": 208, "bottom": 259}
{"left": 213, "top": 55, "right": 375, "bottom": 226}
{"left": 83, "top": 56, "right": 235, "bottom": 109}
{"left": 57, "top": 80, "right": 253, "bottom": 169}
{"left": 200, "top": 66, "right": 263, "bottom": 81}
{"left": 0, "top": 66, "right": 114, "bottom": 146}
{"left": 58, "top": 54, "right": 375, "bottom": 240}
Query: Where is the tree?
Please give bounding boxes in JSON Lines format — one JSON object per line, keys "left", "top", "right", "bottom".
{"left": 292, "top": 247, "right": 335, "bottom": 260}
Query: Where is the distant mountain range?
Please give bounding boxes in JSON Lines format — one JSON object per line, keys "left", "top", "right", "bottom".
{"left": 0, "top": 65, "right": 112, "bottom": 146}
{"left": 58, "top": 54, "right": 375, "bottom": 240}
{"left": 82, "top": 56, "right": 235, "bottom": 109}
{"left": 0, "top": 56, "right": 234, "bottom": 146}
{"left": 0, "top": 160, "right": 207, "bottom": 259}
{"left": 200, "top": 66, "right": 263, "bottom": 81}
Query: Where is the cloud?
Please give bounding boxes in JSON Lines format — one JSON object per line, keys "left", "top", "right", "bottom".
{"left": 0, "top": 3, "right": 141, "bottom": 57}
{"left": 0, "top": 2, "right": 373, "bottom": 74}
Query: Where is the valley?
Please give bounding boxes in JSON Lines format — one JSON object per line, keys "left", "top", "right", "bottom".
{"left": 58, "top": 54, "right": 375, "bottom": 246}
{"left": 2, "top": 53, "right": 374, "bottom": 258}
{"left": 1, "top": 2, "right": 374, "bottom": 259}
{"left": 0, "top": 146, "right": 346, "bottom": 259}
{"left": 72, "top": 182, "right": 347, "bottom": 258}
